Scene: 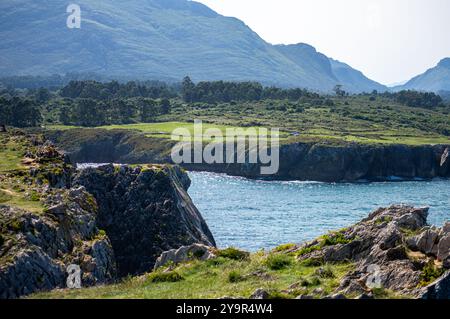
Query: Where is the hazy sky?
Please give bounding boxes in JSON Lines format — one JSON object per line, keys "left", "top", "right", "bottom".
{"left": 196, "top": 0, "right": 450, "bottom": 85}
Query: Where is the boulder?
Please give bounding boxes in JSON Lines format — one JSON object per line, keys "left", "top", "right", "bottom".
{"left": 406, "top": 228, "right": 439, "bottom": 255}
{"left": 153, "top": 244, "right": 215, "bottom": 270}
{"left": 249, "top": 289, "right": 270, "bottom": 299}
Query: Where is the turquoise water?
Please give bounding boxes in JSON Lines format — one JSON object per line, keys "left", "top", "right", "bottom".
{"left": 188, "top": 172, "right": 450, "bottom": 251}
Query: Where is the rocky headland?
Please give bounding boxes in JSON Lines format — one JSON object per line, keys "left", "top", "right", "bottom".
{"left": 0, "top": 131, "right": 214, "bottom": 298}
{"left": 45, "top": 128, "right": 450, "bottom": 182}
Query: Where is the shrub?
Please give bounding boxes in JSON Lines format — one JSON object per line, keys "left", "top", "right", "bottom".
{"left": 321, "top": 232, "right": 352, "bottom": 246}
{"left": 265, "top": 254, "right": 292, "bottom": 270}
{"left": 227, "top": 270, "right": 244, "bottom": 283}
{"left": 419, "top": 262, "right": 444, "bottom": 286}
{"left": 97, "top": 229, "right": 107, "bottom": 237}
{"left": 0, "top": 234, "right": 4, "bottom": 247}
{"left": 315, "top": 265, "right": 335, "bottom": 279}
{"left": 274, "top": 243, "right": 296, "bottom": 252}
{"left": 267, "top": 291, "right": 292, "bottom": 299}
{"left": 146, "top": 271, "right": 184, "bottom": 283}
{"left": 296, "top": 245, "right": 321, "bottom": 257}
{"left": 0, "top": 190, "right": 12, "bottom": 203}
{"left": 300, "top": 276, "right": 321, "bottom": 287}
{"left": 216, "top": 247, "right": 249, "bottom": 261}
{"left": 299, "top": 257, "right": 324, "bottom": 267}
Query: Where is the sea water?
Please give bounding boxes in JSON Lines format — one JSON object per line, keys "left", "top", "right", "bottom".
{"left": 188, "top": 171, "right": 450, "bottom": 251}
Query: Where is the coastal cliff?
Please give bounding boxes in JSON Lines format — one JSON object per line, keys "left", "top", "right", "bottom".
{"left": 0, "top": 131, "right": 215, "bottom": 298}
{"left": 46, "top": 129, "right": 450, "bottom": 182}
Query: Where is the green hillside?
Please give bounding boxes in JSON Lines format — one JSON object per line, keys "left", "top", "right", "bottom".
{"left": 0, "top": 0, "right": 385, "bottom": 92}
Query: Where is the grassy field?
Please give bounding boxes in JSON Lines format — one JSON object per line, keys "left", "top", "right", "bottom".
{"left": 31, "top": 248, "right": 358, "bottom": 299}
{"left": 0, "top": 133, "right": 45, "bottom": 213}
{"left": 45, "top": 95, "right": 450, "bottom": 146}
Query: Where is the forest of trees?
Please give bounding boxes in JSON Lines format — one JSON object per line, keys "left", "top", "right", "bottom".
{"left": 0, "top": 97, "right": 42, "bottom": 127}
{"left": 57, "top": 97, "right": 171, "bottom": 126}
{"left": 60, "top": 80, "right": 178, "bottom": 100}
{"left": 381, "top": 90, "right": 444, "bottom": 108}
{"left": 0, "top": 76, "right": 448, "bottom": 128}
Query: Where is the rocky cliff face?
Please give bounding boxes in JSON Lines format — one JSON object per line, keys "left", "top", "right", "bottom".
{"left": 0, "top": 131, "right": 215, "bottom": 298}
{"left": 47, "top": 129, "right": 450, "bottom": 182}
{"left": 212, "top": 143, "right": 450, "bottom": 182}
{"left": 73, "top": 164, "right": 215, "bottom": 276}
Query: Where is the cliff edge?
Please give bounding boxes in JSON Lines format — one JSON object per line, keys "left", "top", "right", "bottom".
{"left": 0, "top": 131, "right": 215, "bottom": 298}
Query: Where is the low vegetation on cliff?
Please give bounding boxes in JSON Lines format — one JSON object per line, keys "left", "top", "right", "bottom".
{"left": 31, "top": 206, "right": 450, "bottom": 300}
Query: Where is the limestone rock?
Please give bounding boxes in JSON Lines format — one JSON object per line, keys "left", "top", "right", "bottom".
{"left": 154, "top": 244, "right": 215, "bottom": 270}
{"left": 406, "top": 228, "right": 439, "bottom": 255}
{"left": 437, "top": 234, "right": 450, "bottom": 262}
{"left": 74, "top": 164, "right": 216, "bottom": 276}
{"left": 249, "top": 288, "right": 270, "bottom": 299}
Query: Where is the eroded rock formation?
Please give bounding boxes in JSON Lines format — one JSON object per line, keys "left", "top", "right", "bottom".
{"left": 293, "top": 206, "right": 449, "bottom": 298}
{"left": 0, "top": 132, "right": 215, "bottom": 298}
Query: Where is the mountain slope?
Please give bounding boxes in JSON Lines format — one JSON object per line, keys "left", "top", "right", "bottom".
{"left": 273, "top": 44, "right": 387, "bottom": 93}
{"left": 329, "top": 59, "right": 387, "bottom": 93}
{"left": 396, "top": 58, "right": 450, "bottom": 92}
{"left": 0, "top": 0, "right": 384, "bottom": 92}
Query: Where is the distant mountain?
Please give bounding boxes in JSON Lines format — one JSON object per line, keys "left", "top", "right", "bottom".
{"left": 395, "top": 58, "right": 450, "bottom": 92}
{"left": 328, "top": 59, "right": 387, "bottom": 93}
{"left": 0, "top": 0, "right": 385, "bottom": 92}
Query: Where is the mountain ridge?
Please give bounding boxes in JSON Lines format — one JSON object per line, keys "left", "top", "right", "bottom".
{"left": 0, "top": 0, "right": 386, "bottom": 92}
{"left": 395, "top": 57, "right": 450, "bottom": 93}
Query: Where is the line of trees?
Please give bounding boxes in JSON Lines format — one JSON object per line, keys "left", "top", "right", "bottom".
{"left": 61, "top": 80, "right": 178, "bottom": 100}
{"left": 378, "top": 90, "right": 444, "bottom": 108}
{"left": 181, "top": 76, "right": 321, "bottom": 103}
{"left": 58, "top": 97, "right": 171, "bottom": 126}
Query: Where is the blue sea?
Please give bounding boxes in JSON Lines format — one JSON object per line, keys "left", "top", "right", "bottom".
{"left": 188, "top": 172, "right": 450, "bottom": 251}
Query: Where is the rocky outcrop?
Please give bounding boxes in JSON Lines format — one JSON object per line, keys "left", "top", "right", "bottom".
{"left": 153, "top": 244, "right": 215, "bottom": 270}
{"left": 73, "top": 164, "right": 215, "bottom": 276}
{"left": 0, "top": 189, "right": 116, "bottom": 299}
{"left": 0, "top": 132, "right": 215, "bottom": 298}
{"left": 293, "top": 206, "right": 450, "bottom": 298}
{"left": 46, "top": 129, "right": 450, "bottom": 182}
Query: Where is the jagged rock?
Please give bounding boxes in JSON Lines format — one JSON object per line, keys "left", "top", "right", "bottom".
{"left": 0, "top": 194, "right": 116, "bottom": 299}
{"left": 74, "top": 164, "right": 216, "bottom": 276}
{"left": 295, "top": 295, "right": 314, "bottom": 299}
{"left": 376, "top": 223, "right": 402, "bottom": 250}
{"left": 443, "top": 256, "right": 450, "bottom": 269}
{"left": 153, "top": 244, "right": 215, "bottom": 270}
{"left": 395, "top": 208, "right": 428, "bottom": 230}
{"left": 442, "top": 222, "right": 450, "bottom": 234}
{"left": 301, "top": 206, "right": 447, "bottom": 298}
{"left": 437, "top": 234, "right": 450, "bottom": 262}
{"left": 419, "top": 270, "right": 450, "bottom": 299}
{"left": 339, "top": 279, "right": 367, "bottom": 295}
{"left": 440, "top": 147, "right": 449, "bottom": 175}
{"left": 249, "top": 289, "right": 270, "bottom": 299}
{"left": 406, "top": 228, "right": 439, "bottom": 255}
